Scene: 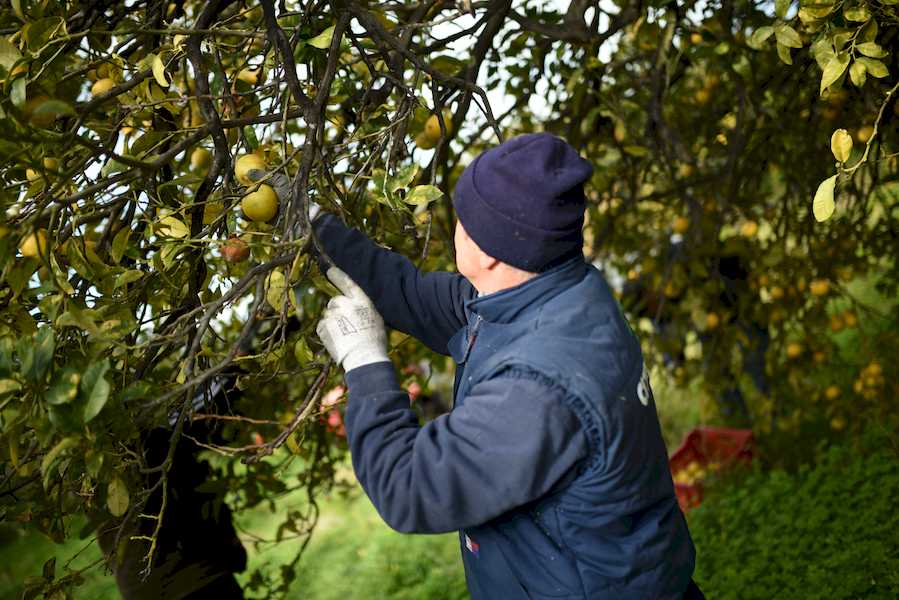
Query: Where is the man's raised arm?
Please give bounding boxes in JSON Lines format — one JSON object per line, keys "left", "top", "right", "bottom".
{"left": 312, "top": 214, "right": 475, "bottom": 355}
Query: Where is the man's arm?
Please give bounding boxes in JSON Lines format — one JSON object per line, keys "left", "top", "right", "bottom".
{"left": 314, "top": 214, "right": 476, "bottom": 355}
{"left": 342, "top": 361, "right": 590, "bottom": 534}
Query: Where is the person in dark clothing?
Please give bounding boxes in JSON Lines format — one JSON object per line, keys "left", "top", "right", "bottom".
{"left": 314, "top": 133, "right": 702, "bottom": 599}
{"left": 93, "top": 373, "right": 248, "bottom": 599}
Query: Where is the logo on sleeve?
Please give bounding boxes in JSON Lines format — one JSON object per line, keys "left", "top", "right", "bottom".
{"left": 464, "top": 534, "right": 480, "bottom": 557}
{"left": 636, "top": 363, "right": 652, "bottom": 406}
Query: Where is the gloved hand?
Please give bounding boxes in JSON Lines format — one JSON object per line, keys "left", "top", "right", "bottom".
{"left": 316, "top": 266, "right": 389, "bottom": 372}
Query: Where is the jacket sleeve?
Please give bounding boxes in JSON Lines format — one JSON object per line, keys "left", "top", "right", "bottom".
{"left": 313, "top": 214, "right": 476, "bottom": 356}
{"left": 343, "top": 362, "right": 590, "bottom": 534}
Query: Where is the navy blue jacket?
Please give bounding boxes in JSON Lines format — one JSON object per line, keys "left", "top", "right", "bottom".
{"left": 315, "top": 215, "right": 696, "bottom": 599}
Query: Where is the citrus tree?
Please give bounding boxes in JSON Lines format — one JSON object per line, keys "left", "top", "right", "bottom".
{"left": 1, "top": 0, "right": 897, "bottom": 597}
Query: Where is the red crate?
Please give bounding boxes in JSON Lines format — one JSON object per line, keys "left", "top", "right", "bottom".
{"left": 669, "top": 427, "right": 754, "bottom": 511}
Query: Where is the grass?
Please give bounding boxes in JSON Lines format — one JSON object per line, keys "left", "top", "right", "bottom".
{"left": 0, "top": 470, "right": 465, "bottom": 600}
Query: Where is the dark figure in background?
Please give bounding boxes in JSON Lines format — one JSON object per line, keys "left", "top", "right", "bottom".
{"left": 714, "top": 254, "right": 770, "bottom": 425}
{"left": 93, "top": 375, "right": 247, "bottom": 599}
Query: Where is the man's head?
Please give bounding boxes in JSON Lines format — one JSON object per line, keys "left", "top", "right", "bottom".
{"left": 452, "top": 133, "right": 593, "bottom": 291}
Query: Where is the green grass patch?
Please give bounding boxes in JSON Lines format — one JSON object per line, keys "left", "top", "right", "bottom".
{"left": 691, "top": 427, "right": 899, "bottom": 598}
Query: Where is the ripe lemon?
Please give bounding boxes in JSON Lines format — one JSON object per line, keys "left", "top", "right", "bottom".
{"left": 91, "top": 78, "right": 116, "bottom": 97}
{"left": 672, "top": 216, "right": 690, "bottom": 234}
{"left": 190, "top": 147, "right": 212, "bottom": 171}
{"left": 241, "top": 184, "right": 278, "bottom": 222}
{"left": 824, "top": 385, "right": 841, "bottom": 400}
{"left": 786, "top": 342, "right": 802, "bottom": 359}
{"left": 740, "top": 220, "right": 758, "bottom": 238}
{"left": 809, "top": 279, "right": 830, "bottom": 296}
{"left": 705, "top": 312, "right": 720, "bottom": 330}
{"left": 234, "top": 153, "right": 266, "bottom": 186}
{"left": 422, "top": 109, "right": 453, "bottom": 145}
{"left": 19, "top": 229, "right": 48, "bottom": 258}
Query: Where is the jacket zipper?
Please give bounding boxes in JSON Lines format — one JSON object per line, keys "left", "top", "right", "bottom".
{"left": 463, "top": 314, "right": 483, "bottom": 363}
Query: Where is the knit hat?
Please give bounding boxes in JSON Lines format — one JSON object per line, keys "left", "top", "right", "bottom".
{"left": 452, "top": 133, "right": 593, "bottom": 272}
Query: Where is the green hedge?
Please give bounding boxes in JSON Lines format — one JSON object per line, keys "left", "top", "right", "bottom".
{"left": 691, "top": 429, "right": 899, "bottom": 598}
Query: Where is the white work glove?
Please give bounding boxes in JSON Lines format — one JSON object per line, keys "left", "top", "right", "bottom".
{"left": 316, "top": 267, "right": 389, "bottom": 372}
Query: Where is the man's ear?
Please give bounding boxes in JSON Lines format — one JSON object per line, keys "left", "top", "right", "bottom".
{"left": 478, "top": 250, "right": 500, "bottom": 271}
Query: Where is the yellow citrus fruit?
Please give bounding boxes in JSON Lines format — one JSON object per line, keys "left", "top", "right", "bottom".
{"left": 855, "top": 125, "right": 874, "bottom": 144}
{"left": 234, "top": 153, "right": 266, "bottom": 186}
{"left": 825, "top": 385, "right": 841, "bottom": 400}
{"left": 829, "top": 314, "right": 844, "bottom": 333}
{"left": 786, "top": 342, "right": 802, "bottom": 359}
{"left": 813, "top": 351, "right": 826, "bottom": 364}
{"left": 769, "top": 286, "right": 784, "bottom": 300}
{"left": 809, "top": 279, "right": 830, "bottom": 296}
{"left": 740, "top": 220, "right": 758, "bottom": 238}
{"left": 19, "top": 229, "right": 48, "bottom": 258}
{"left": 91, "top": 78, "right": 116, "bottom": 97}
{"left": 414, "top": 130, "right": 437, "bottom": 150}
{"left": 690, "top": 32, "right": 703, "bottom": 45}
{"left": 423, "top": 109, "right": 453, "bottom": 144}
{"left": 190, "top": 147, "right": 212, "bottom": 171}
{"left": 241, "top": 184, "right": 278, "bottom": 222}
{"left": 865, "top": 362, "right": 882, "bottom": 377}
{"left": 830, "top": 416, "right": 846, "bottom": 431}
{"left": 672, "top": 216, "right": 690, "bottom": 234}
{"left": 237, "top": 68, "right": 261, "bottom": 85}
{"left": 694, "top": 88, "right": 711, "bottom": 105}
{"left": 843, "top": 311, "right": 857, "bottom": 327}
{"left": 705, "top": 312, "right": 720, "bottom": 330}
{"left": 28, "top": 157, "right": 61, "bottom": 182}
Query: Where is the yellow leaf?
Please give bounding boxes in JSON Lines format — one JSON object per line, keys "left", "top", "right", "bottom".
{"left": 813, "top": 175, "right": 837, "bottom": 222}
{"left": 830, "top": 129, "right": 852, "bottom": 162}
{"left": 152, "top": 53, "right": 170, "bottom": 88}
{"left": 157, "top": 215, "right": 189, "bottom": 238}
{"left": 107, "top": 477, "right": 130, "bottom": 517}
{"left": 308, "top": 25, "right": 336, "bottom": 49}
{"left": 266, "top": 270, "right": 287, "bottom": 311}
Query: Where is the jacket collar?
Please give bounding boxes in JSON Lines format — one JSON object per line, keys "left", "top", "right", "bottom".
{"left": 463, "top": 255, "right": 587, "bottom": 324}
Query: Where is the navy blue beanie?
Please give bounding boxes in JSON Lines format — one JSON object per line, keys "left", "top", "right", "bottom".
{"left": 452, "top": 132, "right": 593, "bottom": 272}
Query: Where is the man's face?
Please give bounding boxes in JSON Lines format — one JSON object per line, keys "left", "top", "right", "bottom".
{"left": 454, "top": 220, "right": 484, "bottom": 282}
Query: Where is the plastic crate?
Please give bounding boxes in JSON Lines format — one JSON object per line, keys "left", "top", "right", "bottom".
{"left": 669, "top": 427, "right": 754, "bottom": 511}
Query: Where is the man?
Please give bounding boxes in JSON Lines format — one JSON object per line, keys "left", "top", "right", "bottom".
{"left": 315, "top": 133, "right": 701, "bottom": 599}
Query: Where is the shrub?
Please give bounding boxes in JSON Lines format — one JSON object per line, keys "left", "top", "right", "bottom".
{"left": 691, "top": 428, "right": 899, "bottom": 598}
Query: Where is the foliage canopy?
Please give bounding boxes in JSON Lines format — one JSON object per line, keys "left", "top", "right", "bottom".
{"left": 0, "top": 0, "right": 897, "bottom": 596}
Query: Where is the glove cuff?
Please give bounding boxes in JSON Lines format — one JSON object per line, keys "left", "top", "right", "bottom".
{"left": 342, "top": 346, "right": 390, "bottom": 373}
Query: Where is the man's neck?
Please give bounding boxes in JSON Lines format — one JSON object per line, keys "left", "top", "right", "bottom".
{"left": 474, "top": 268, "right": 538, "bottom": 295}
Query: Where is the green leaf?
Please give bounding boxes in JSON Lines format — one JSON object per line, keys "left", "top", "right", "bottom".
{"left": 307, "top": 25, "right": 336, "bottom": 49}
{"left": 45, "top": 368, "right": 81, "bottom": 405}
{"left": 107, "top": 477, "right": 129, "bottom": 517}
{"left": 294, "top": 338, "right": 313, "bottom": 364}
{"left": 114, "top": 269, "right": 144, "bottom": 289}
{"left": 30, "top": 99, "right": 75, "bottom": 120}
{"left": 11, "top": 77, "right": 27, "bottom": 108}
{"left": 0, "top": 37, "right": 22, "bottom": 70}
{"left": 79, "top": 359, "right": 110, "bottom": 423}
{"left": 775, "top": 0, "right": 790, "bottom": 19}
{"left": 855, "top": 42, "right": 886, "bottom": 58}
{"left": 41, "top": 437, "right": 78, "bottom": 488}
{"left": 56, "top": 305, "right": 101, "bottom": 337}
{"left": 849, "top": 61, "right": 866, "bottom": 87}
{"left": 110, "top": 227, "right": 130, "bottom": 264}
{"left": 819, "top": 53, "right": 849, "bottom": 94}
{"left": 388, "top": 164, "right": 419, "bottom": 194}
{"left": 11, "top": 0, "right": 25, "bottom": 21}
{"left": 813, "top": 175, "right": 837, "bottom": 222}
{"left": 856, "top": 57, "right": 888, "bottom": 78}
{"left": 843, "top": 5, "right": 870, "bottom": 21}
{"left": 404, "top": 185, "right": 443, "bottom": 207}
{"left": 776, "top": 42, "right": 793, "bottom": 65}
{"left": 23, "top": 328, "right": 55, "bottom": 384}
{"left": 748, "top": 26, "right": 774, "bottom": 49}
{"left": 0, "top": 338, "right": 13, "bottom": 377}
{"left": 774, "top": 24, "right": 802, "bottom": 49}
{"left": 0, "top": 379, "right": 22, "bottom": 395}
